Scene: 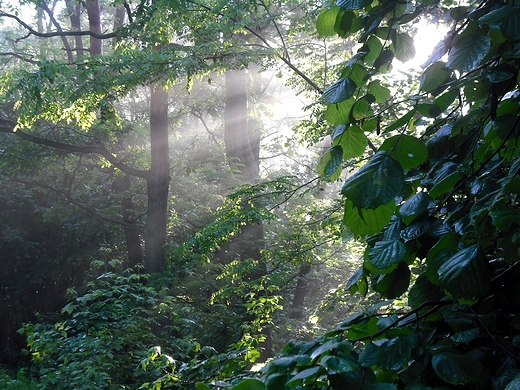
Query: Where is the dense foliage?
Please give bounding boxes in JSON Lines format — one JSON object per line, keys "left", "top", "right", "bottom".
{"left": 2, "top": 0, "right": 520, "bottom": 388}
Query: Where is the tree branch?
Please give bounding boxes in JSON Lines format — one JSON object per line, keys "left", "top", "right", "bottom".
{"left": 0, "top": 12, "right": 117, "bottom": 40}
{"left": 0, "top": 117, "right": 150, "bottom": 179}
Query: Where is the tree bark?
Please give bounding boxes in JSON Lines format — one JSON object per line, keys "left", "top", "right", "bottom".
{"left": 145, "top": 84, "right": 169, "bottom": 273}
{"left": 65, "top": 0, "right": 84, "bottom": 57}
{"left": 85, "top": 0, "right": 102, "bottom": 56}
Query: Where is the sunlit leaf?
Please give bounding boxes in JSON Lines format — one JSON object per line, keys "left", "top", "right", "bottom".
{"left": 343, "top": 200, "right": 395, "bottom": 237}
{"left": 325, "top": 98, "right": 355, "bottom": 124}
{"left": 379, "top": 135, "right": 427, "bottom": 170}
{"left": 393, "top": 33, "right": 416, "bottom": 62}
{"left": 316, "top": 146, "right": 343, "bottom": 180}
{"left": 317, "top": 7, "right": 341, "bottom": 36}
{"left": 333, "top": 125, "right": 368, "bottom": 159}
{"left": 368, "top": 80, "right": 390, "bottom": 103}
{"left": 337, "top": 0, "right": 372, "bottom": 11}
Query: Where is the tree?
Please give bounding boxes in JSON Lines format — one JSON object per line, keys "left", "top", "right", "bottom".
{"left": 227, "top": 0, "right": 520, "bottom": 388}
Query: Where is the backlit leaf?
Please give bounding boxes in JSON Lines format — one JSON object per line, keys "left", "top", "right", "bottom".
{"left": 325, "top": 98, "right": 355, "bottom": 124}
{"left": 393, "top": 33, "right": 416, "bottom": 62}
{"left": 333, "top": 125, "right": 368, "bottom": 159}
{"left": 379, "top": 135, "right": 427, "bottom": 170}
{"left": 316, "top": 146, "right": 343, "bottom": 180}
{"left": 420, "top": 62, "right": 451, "bottom": 93}
{"left": 343, "top": 200, "right": 395, "bottom": 237}
{"left": 317, "top": 7, "right": 341, "bottom": 36}
{"left": 368, "top": 80, "right": 390, "bottom": 103}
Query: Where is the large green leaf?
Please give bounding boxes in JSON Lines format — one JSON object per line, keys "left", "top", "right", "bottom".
{"left": 505, "top": 374, "right": 520, "bottom": 390}
{"left": 317, "top": 7, "right": 341, "bottom": 36}
{"left": 378, "top": 335, "right": 413, "bottom": 370}
{"left": 325, "top": 98, "right": 355, "bottom": 124}
{"left": 431, "top": 351, "right": 482, "bottom": 385}
{"left": 286, "top": 367, "right": 322, "bottom": 385}
{"left": 399, "top": 192, "right": 431, "bottom": 219}
{"left": 368, "top": 80, "right": 390, "bottom": 103}
{"left": 333, "top": 125, "right": 368, "bottom": 159}
{"left": 393, "top": 33, "right": 416, "bottom": 62}
{"left": 342, "top": 151, "right": 404, "bottom": 209}
{"left": 479, "top": 6, "right": 520, "bottom": 41}
{"left": 447, "top": 32, "right": 491, "bottom": 72}
{"left": 321, "top": 355, "right": 358, "bottom": 374}
{"left": 316, "top": 146, "right": 343, "bottom": 180}
{"left": 367, "top": 239, "right": 407, "bottom": 273}
{"left": 379, "top": 135, "right": 427, "bottom": 170}
{"left": 231, "top": 378, "right": 265, "bottom": 390}
{"left": 420, "top": 61, "right": 451, "bottom": 93}
{"left": 343, "top": 200, "right": 395, "bottom": 237}
{"left": 438, "top": 245, "right": 491, "bottom": 301}
{"left": 322, "top": 77, "right": 357, "bottom": 104}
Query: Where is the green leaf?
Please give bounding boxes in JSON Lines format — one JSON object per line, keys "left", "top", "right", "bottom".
{"left": 317, "top": 146, "right": 343, "bottom": 180}
{"left": 400, "top": 221, "right": 430, "bottom": 241}
{"left": 429, "top": 162, "right": 461, "bottom": 198}
{"left": 317, "top": 7, "right": 341, "bottom": 36}
{"left": 325, "top": 98, "right": 355, "bottom": 124}
{"left": 196, "top": 384, "right": 211, "bottom": 390}
{"left": 479, "top": 6, "right": 520, "bottom": 41}
{"left": 335, "top": 10, "right": 356, "bottom": 38}
{"left": 408, "top": 276, "right": 443, "bottom": 308}
{"left": 490, "top": 209, "right": 520, "bottom": 231}
{"left": 265, "top": 373, "right": 288, "bottom": 390}
{"left": 359, "top": 342, "right": 381, "bottom": 367}
{"left": 368, "top": 80, "right": 390, "bottom": 103}
{"left": 231, "top": 378, "right": 265, "bottom": 390}
{"left": 343, "top": 200, "right": 395, "bottom": 237}
{"left": 384, "top": 109, "right": 416, "bottom": 132}
{"left": 379, "top": 135, "right": 427, "bottom": 170}
{"left": 372, "top": 262, "right": 411, "bottom": 298}
{"left": 399, "top": 192, "right": 431, "bottom": 219}
{"left": 363, "top": 36, "right": 383, "bottom": 66}
{"left": 342, "top": 151, "right": 404, "bottom": 209}
{"left": 447, "top": 33, "right": 491, "bottom": 72}
{"left": 431, "top": 351, "right": 482, "bottom": 385}
{"left": 333, "top": 125, "right": 368, "bottom": 159}
{"left": 438, "top": 245, "right": 491, "bottom": 301}
{"left": 310, "top": 339, "right": 341, "bottom": 360}
{"left": 451, "top": 328, "right": 480, "bottom": 343}
{"left": 286, "top": 367, "right": 322, "bottom": 385}
{"left": 322, "top": 77, "right": 357, "bottom": 104}
{"left": 393, "top": 33, "right": 416, "bottom": 62}
{"left": 367, "top": 239, "right": 407, "bottom": 273}
{"left": 420, "top": 62, "right": 451, "bottom": 93}
{"left": 378, "top": 335, "right": 413, "bottom": 370}
{"left": 321, "top": 355, "right": 358, "bottom": 374}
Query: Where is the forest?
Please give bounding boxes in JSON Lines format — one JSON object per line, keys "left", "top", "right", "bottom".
{"left": 1, "top": 0, "right": 520, "bottom": 388}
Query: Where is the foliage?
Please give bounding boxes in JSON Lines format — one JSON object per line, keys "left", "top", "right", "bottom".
{"left": 226, "top": 0, "right": 520, "bottom": 387}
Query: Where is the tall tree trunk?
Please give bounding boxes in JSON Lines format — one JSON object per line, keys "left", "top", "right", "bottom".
{"left": 145, "top": 84, "right": 169, "bottom": 273}
{"left": 115, "top": 174, "right": 143, "bottom": 268}
{"left": 85, "top": 0, "right": 102, "bottom": 56}
{"left": 224, "top": 69, "right": 259, "bottom": 182}
{"left": 65, "top": 0, "right": 84, "bottom": 57}
{"left": 224, "top": 67, "right": 272, "bottom": 360}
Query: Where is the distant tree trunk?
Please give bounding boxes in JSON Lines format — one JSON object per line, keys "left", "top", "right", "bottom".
{"left": 113, "top": 5, "right": 126, "bottom": 30}
{"left": 224, "top": 69, "right": 259, "bottom": 182}
{"left": 65, "top": 0, "right": 84, "bottom": 57}
{"left": 224, "top": 67, "right": 272, "bottom": 360}
{"left": 85, "top": 0, "right": 102, "bottom": 56}
{"left": 115, "top": 174, "right": 143, "bottom": 268}
{"left": 145, "top": 84, "right": 169, "bottom": 273}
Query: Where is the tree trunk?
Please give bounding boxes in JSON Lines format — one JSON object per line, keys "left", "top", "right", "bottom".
{"left": 224, "top": 69, "right": 259, "bottom": 182}
{"left": 145, "top": 84, "right": 169, "bottom": 273}
{"left": 65, "top": 0, "right": 84, "bottom": 57}
{"left": 85, "top": 0, "right": 102, "bottom": 56}
{"left": 115, "top": 174, "right": 143, "bottom": 268}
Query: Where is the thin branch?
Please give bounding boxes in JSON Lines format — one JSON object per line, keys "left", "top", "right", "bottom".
{"left": 0, "top": 52, "right": 37, "bottom": 64}
{"left": 0, "top": 117, "right": 149, "bottom": 179}
{"left": 0, "top": 12, "right": 117, "bottom": 40}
